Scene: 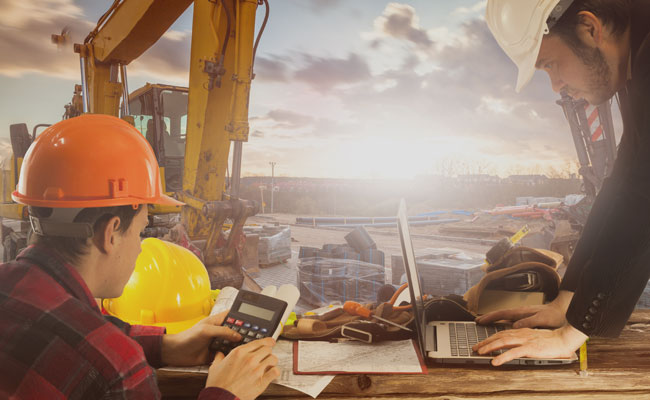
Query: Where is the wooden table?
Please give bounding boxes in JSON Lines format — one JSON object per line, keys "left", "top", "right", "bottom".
{"left": 158, "top": 310, "right": 650, "bottom": 399}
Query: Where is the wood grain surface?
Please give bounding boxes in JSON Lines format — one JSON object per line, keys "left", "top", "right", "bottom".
{"left": 158, "top": 310, "right": 650, "bottom": 399}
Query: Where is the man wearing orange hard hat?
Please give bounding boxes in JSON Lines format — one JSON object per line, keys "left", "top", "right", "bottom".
{"left": 0, "top": 114, "right": 279, "bottom": 399}
{"left": 474, "top": 0, "right": 650, "bottom": 365}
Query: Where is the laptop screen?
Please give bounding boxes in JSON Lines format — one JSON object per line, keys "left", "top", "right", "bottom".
{"left": 397, "top": 199, "right": 428, "bottom": 357}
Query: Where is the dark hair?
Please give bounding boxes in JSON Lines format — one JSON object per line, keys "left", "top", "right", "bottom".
{"left": 550, "top": 0, "right": 632, "bottom": 54}
{"left": 30, "top": 205, "right": 142, "bottom": 264}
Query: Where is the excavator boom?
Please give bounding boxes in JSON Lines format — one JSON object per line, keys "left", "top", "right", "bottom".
{"left": 67, "top": 0, "right": 263, "bottom": 288}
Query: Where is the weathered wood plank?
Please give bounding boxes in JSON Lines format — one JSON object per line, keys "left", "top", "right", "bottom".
{"left": 159, "top": 310, "right": 650, "bottom": 399}
{"left": 256, "top": 394, "right": 650, "bottom": 400}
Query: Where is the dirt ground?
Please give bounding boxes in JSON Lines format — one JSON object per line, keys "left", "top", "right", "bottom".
{"left": 248, "top": 213, "right": 494, "bottom": 269}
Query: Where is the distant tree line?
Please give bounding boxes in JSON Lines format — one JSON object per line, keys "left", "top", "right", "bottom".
{"left": 236, "top": 175, "right": 582, "bottom": 216}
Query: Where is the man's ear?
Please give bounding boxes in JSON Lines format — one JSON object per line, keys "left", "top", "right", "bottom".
{"left": 575, "top": 11, "right": 605, "bottom": 47}
{"left": 93, "top": 216, "right": 121, "bottom": 254}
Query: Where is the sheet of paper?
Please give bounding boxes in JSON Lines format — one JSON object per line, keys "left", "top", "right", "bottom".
{"left": 274, "top": 339, "right": 334, "bottom": 398}
{"left": 296, "top": 339, "right": 426, "bottom": 374}
{"left": 209, "top": 286, "right": 239, "bottom": 316}
{"left": 158, "top": 340, "right": 334, "bottom": 399}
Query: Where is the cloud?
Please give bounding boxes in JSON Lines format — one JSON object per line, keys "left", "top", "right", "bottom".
{"left": 253, "top": 56, "right": 289, "bottom": 82}
{"left": 321, "top": 15, "right": 576, "bottom": 172}
{"left": 239, "top": 8, "right": 586, "bottom": 178}
{"left": 266, "top": 109, "right": 314, "bottom": 127}
{"left": 0, "top": 0, "right": 82, "bottom": 27}
{"left": 250, "top": 107, "right": 357, "bottom": 144}
{"left": 294, "top": 53, "right": 371, "bottom": 92}
{"left": 0, "top": 0, "right": 91, "bottom": 78}
{"left": 128, "top": 30, "right": 190, "bottom": 84}
{"left": 452, "top": 1, "right": 487, "bottom": 16}
{"left": 373, "top": 3, "right": 434, "bottom": 50}
{"left": 306, "top": 0, "right": 342, "bottom": 13}
{"left": 0, "top": 0, "right": 189, "bottom": 83}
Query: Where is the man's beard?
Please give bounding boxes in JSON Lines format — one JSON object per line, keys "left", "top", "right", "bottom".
{"left": 573, "top": 46, "right": 614, "bottom": 105}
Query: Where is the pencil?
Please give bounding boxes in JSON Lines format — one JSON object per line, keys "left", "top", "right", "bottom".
{"left": 579, "top": 340, "right": 588, "bottom": 377}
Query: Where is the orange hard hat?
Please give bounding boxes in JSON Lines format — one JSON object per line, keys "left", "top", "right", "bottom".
{"left": 13, "top": 114, "right": 183, "bottom": 208}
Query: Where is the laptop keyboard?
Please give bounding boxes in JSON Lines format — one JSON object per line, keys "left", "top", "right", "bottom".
{"left": 449, "top": 322, "right": 507, "bottom": 357}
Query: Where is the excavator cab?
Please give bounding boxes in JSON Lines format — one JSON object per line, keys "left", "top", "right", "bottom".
{"left": 129, "top": 83, "right": 188, "bottom": 195}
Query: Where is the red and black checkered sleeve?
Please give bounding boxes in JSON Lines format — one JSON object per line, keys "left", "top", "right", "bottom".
{"left": 104, "top": 315, "right": 166, "bottom": 368}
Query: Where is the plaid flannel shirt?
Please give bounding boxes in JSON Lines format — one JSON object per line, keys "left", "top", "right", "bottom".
{"left": 0, "top": 245, "right": 236, "bottom": 400}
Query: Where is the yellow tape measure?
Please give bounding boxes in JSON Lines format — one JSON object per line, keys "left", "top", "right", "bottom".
{"left": 579, "top": 340, "right": 588, "bottom": 377}
{"left": 509, "top": 224, "right": 530, "bottom": 245}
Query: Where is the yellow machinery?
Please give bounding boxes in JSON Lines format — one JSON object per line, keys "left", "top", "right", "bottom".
{"left": 0, "top": 124, "right": 51, "bottom": 261}
{"left": 0, "top": 0, "right": 268, "bottom": 287}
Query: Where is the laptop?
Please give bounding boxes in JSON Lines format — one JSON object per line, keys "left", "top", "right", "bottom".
{"left": 397, "top": 199, "right": 576, "bottom": 365}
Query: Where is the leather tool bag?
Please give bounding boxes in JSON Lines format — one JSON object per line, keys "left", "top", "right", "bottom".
{"left": 464, "top": 246, "right": 563, "bottom": 314}
{"left": 281, "top": 302, "right": 413, "bottom": 343}
{"left": 282, "top": 295, "right": 477, "bottom": 342}
{"left": 422, "top": 294, "right": 476, "bottom": 322}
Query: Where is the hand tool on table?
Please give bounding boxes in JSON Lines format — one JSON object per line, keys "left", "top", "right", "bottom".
{"left": 343, "top": 301, "right": 412, "bottom": 332}
{"left": 485, "top": 224, "right": 530, "bottom": 266}
{"left": 579, "top": 340, "right": 588, "bottom": 377}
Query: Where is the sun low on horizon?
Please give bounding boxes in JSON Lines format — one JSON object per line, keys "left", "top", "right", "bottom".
{"left": 0, "top": 0, "right": 604, "bottom": 180}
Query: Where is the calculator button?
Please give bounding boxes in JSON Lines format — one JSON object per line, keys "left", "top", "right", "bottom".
{"left": 260, "top": 328, "right": 268, "bottom": 334}
{"left": 252, "top": 325, "right": 259, "bottom": 331}
{"left": 223, "top": 340, "right": 230, "bottom": 345}
{"left": 247, "top": 331, "right": 256, "bottom": 337}
{"left": 239, "top": 329, "right": 249, "bottom": 336}
{"left": 255, "top": 334, "right": 263, "bottom": 339}
{"left": 243, "top": 337, "right": 252, "bottom": 343}
{"left": 243, "top": 322, "right": 251, "bottom": 328}
{"left": 235, "top": 320, "right": 244, "bottom": 326}
{"left": 226, "top": 317, "right": 235, "bottom": 324}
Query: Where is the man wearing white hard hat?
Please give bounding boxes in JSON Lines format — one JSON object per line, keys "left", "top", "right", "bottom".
{"left": 474, "top": 0, "right": 650, "bottom": 365}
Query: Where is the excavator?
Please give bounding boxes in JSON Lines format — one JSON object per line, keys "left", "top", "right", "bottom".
{"left": 548, "top": 92, "right": 618, "bottom": 263}
{"left": 0, "top": 0, "right": 269, "bottom": 288}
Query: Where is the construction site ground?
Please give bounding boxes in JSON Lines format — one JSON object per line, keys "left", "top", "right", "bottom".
{"left": 245, "top": 213, "right": 505, "bottom": 306}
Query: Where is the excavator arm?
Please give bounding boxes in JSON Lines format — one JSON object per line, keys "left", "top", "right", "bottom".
{"left": 66, "top": 0, "right": 264, "bottom": 288}
{"left": 73, "top": 0, "right": 192, "bottom": 116}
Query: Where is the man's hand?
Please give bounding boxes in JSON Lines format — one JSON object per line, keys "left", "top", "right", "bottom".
{"left": 475, "top": 290, "right": 574, "bottom": 329}
{"left": 472, "top": 324, "right": 587, "bottom": 366}
{"left": 206, "top": 337, "right": 280, "bottom": 400}
{"left": 161, "top": 311, "right": 241, "bottom": 367}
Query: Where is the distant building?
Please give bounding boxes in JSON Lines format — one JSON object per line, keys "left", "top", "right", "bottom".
{"left": 456, "top": 174, "right": 501, "bottom": 185}
{"left": 506, "top": 174, "right": 548, "bottom": 186}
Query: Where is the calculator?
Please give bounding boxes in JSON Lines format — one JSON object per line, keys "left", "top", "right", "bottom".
{"left": 210, "top": 289, "right": 288, "bottom": 355}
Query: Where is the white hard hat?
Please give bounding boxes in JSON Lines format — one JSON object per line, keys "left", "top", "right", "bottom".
{"left": 486, "top": 0, "right": 574, "bottom": 92}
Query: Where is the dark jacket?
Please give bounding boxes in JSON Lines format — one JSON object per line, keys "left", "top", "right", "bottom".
{"left": 560, "top": 0, "right": 650, "bottom": 337}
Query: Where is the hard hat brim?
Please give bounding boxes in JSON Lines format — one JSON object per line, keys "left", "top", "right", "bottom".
{"left": 12, "top": 191, "right": 185, "bottom": 208}
{"left": 103, "top": 302, "right": 205, "bottom": 334}
{"left": 515, "top": 33, "right": 544, "bottom": 93}
{"left": 157, "top": 194, "right": 185, "bottom": 207}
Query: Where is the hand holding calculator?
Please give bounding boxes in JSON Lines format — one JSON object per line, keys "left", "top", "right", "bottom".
{"left": 210, "top": 289, "right": 288, "bottom": 355}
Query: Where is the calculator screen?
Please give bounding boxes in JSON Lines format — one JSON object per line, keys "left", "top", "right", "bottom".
{"left": 238, "top": 302, "right": 275, "bottom": 321}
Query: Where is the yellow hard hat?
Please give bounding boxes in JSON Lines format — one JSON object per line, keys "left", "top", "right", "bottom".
{"left": 103, "top": 238, "right": 214, "bottom": 333}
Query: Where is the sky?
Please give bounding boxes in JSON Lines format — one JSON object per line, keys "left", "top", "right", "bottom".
{"left": 0, "top": 0, "right": 620, "bottom": 179}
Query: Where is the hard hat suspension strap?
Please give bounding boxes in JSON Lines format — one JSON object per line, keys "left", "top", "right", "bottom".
{"left": 29, "top": 207, "right": 94, "bottom": 238}
{"left": 547, "top": 0, "right": 576, "bottom": 30}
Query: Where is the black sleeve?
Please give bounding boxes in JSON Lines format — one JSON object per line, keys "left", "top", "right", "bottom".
{"left": 562, "top": 36, "right": 650, "bottom": 337}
